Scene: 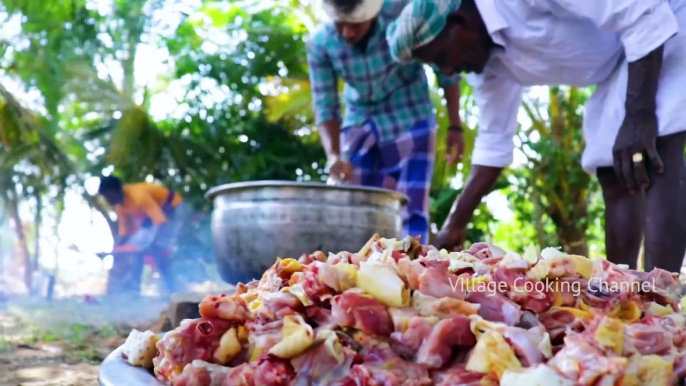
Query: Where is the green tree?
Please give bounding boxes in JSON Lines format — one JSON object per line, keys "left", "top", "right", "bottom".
{"left": 1, "top": 0, "right": 328, "bottom": 288}
{"left": 0, "top": 84, "right": 77, "bottom": 291}
{"left": 0, "top": 0, "right": 609, "bottom": 293}
{"left": 499, "top": 87, "right": 604, "bottom": 256}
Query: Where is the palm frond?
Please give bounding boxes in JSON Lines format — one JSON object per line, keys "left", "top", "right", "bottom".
{"left": 0, "top": 83, "right": 41, "bottom": 148}
{"left": 62, "top": 61, "right": 135, "bottom": 112}
{"left": 0, "top": 84, "right": 78, "bottom": 178}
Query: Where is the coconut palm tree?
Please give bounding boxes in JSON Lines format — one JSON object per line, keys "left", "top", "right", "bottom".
{"left": 0, "top": 84, "right": 77, "bottom": 291}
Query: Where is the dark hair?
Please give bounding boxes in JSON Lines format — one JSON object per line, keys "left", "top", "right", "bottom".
{"left": 98, "top": 175, "right": 123, "bottom": 194}
{"left": 459, "top": 0, "right": 477, "bottom": 12}
{"left": 446, "top": 0, "right": 478, "bottom": 26}
{"left": 327, "top": 0, "right": 364, "bottom": 14}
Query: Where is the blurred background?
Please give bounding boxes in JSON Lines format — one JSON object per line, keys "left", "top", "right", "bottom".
{"left": 0, "top": 0, "right": 609, "bottom": 300}
{"left": 0, "top": 0, "right": 613, "bottom": 383}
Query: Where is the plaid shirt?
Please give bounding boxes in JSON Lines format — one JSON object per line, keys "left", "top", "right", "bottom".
{"left": 306, "top": 0, "right": 461, "bottom": 142}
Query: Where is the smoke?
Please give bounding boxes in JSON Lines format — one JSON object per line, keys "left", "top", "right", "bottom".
{"left": 0, "top": 188, "right": 240, "bottom": 333}
{"left": 3, "top": 295, "right": 169, "bottom": 329}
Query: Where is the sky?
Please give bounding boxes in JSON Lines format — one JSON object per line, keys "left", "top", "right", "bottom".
{"left": 1, "top": 0, "right": 544, "bottom": 290}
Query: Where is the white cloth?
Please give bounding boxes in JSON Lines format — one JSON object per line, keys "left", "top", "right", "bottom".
{"left": 468, "top": 0, "right": 686, "bottom": 173}
{"left": 321, "top": 0, "right": 383, "bottom": 22}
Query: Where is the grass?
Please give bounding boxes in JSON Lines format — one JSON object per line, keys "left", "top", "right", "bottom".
{"left": 0, "top": 337, "right": 11, "bottom": 353}
{"left": 0, "top": 296, "right": 167, "bottom": 386}
{"left": 1, "top": 310, "right": 130, "bottom": 364}
{"left": 0, "top": 295, "right": 166, "bottom": 368}
{"left": 18, "top": 322, "right": 128, "bottom": 363}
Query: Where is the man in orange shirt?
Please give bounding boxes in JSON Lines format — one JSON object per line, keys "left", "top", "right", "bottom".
{"left": 98, "top": 175, "right": 187, "bottom": 295}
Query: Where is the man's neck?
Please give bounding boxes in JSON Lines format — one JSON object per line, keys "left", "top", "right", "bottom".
{"left": 354, "top": 18, "right": 377, "bottom": 51}
{"left": 119, "top": 185, "right": 132, "bottom": 206}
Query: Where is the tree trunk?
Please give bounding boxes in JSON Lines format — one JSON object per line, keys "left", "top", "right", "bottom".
{"left": 546, "top": 197, "right": 589, "bottom": 257}
{"left": 531, "top": 183, "right": 546, "bottom": 248}
{"left": 557, "top": 224, "right": 588, "bottom": 257}
{"left": 4, "top": 189, "right": 32, "bottom": 292}
{"left": 121, "top": 45, "right": 136, "bottom": 101}
{"left": 121, "top": 2, "right": 144, "bottom": 101}
{"left": 33, "top": 193, "right": 42, "bottom": 270}
{"left": 0, "top": 210, "right": 5, "bottom": 281}
{"left": 48, "top": 191, "right": 66, "bottom": 301}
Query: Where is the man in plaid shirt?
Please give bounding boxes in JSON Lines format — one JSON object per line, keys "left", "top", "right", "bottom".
{"left": 308, "top": 0, "right": 463, "bottom": 243}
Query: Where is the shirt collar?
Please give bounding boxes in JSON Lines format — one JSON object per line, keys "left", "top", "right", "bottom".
{"left": 474, "top": 0, "right": 508, "bottom": 46}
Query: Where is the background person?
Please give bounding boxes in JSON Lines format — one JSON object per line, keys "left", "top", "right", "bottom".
{"left": 308, "top": 0, "right": 464, "bottom": 243}
{"left": 97, "top": 175, "right": 188, "bottom": 294}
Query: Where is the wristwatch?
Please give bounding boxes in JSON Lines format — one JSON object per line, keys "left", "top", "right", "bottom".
{"left": 448, "top": 125, "right": 464, "bottom": 132}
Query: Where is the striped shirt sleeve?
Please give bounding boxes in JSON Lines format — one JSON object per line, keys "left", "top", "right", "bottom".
{"left": 307, "top": 37, "right": 341, "bottom": 124}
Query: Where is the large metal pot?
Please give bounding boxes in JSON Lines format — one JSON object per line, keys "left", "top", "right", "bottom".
{"left": 205, "top": 181, "right": 408, "bottom": 284}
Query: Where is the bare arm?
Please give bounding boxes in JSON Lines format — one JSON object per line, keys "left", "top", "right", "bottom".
{"left": 443, "top": 83, "right": 463, "bottom": 164}
{"left": 625, "top": 46, "right": 663, "bottom": 117}
{"left": 140, "top": 195, "right": 168, "bottom": 226}
{"left": 115, "top": 207, "right": 129, "bottom": 237}
{"left": 539, "top": 0, "right": 676, "bottom": 189}
{"left": 613, "top": 44, "right": 666, "bottom": 191}
{"left": 306, "top": 36, "right": 342, "bottom": 161}
{"left": 444, "top": 165, "right": 503, "bottom": 229}
{"left": 434, "top": 73, "right": 522, "bottom": 250}
{"left": 443, "top": 84, "right": 461, "bottom": 127}
{"left": 319, "top": 120, "right": 342, "bottom": 161}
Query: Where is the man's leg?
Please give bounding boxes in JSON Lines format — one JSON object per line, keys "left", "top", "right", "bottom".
{"left": 397, "top": 157, "right": 434, "bottom": 243}
{"left": 644, "top": 131, "right": 686, "bottom": 272}
{"left": 383, "top": 123, "right": 436, "bottom": 243}
{"left": 153, "top": 246, "right": 178, "bottom": 295}
{"left": 597, "top": 167, "right": 645, "bottom": 269}
{"left": 107, "top": 251, "right": 144, "bottom": 296}
{"left": 152, "top": 214, "right": 182, "bottom": 295}
{"left": 343, "top": 123, "right": 386, "bottom": 188}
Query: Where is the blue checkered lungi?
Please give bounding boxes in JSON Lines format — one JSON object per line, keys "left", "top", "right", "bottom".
{"left": 341, "top": 118, "right": 436, "bottom": 243}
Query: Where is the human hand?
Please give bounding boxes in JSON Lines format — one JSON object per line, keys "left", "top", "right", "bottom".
{"left": 612, "top": 111, "right": 663, "bottom": 193}
{"left": 434, "top": 225, "right": 467, "bottom": 252}
{"left": 446, "top": 126, "right": 464, "bottom": 166}
{"left": 327, "top": 155, "right": 355, "bottom": 184}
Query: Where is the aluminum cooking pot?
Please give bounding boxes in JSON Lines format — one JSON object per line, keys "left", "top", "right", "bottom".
{"left": 205, "top": 181, "right": 408, "bottom": 284}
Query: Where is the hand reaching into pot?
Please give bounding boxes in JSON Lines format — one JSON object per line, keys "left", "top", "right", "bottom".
{"left": 327, "top": 155, "right": 355, "bottom": 184}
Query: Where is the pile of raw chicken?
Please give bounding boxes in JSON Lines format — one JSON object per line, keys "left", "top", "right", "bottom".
{"left": 124, "top": 235, "right": 686, "bottom": 385}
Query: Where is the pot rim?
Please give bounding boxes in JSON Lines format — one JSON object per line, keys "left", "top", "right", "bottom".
{"left": 205, "top": 180, "right": 409, "bottom": 204}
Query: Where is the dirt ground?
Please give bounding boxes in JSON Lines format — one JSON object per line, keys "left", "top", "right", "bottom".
{"left": 0, "top": 296, "right": 169, "bottom": 386}
{"left": 0, "top": 345, "right": 101, "bottom": 386}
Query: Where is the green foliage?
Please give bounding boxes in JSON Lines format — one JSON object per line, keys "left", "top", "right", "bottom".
{"left": 430, "top": 81, "right": 477, "bottom": 191}
{"left": 0, "top": 0, "right": 328, "bottom": 286}
{"left": 427, "top": 79, "right": 511, "bottom": 244}
{"left": 429, "top": 177, "right": 510, "bottom": 243}
{"left": 503, "top": 87, "right": 604, "bottom": 255}
{"left": 0, "top": 0, "right": 609, "bottom": 291}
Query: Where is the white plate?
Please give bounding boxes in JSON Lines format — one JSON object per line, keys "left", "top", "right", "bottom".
{"left": 98, "top": 344, "right": 165, "bottom": 386}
